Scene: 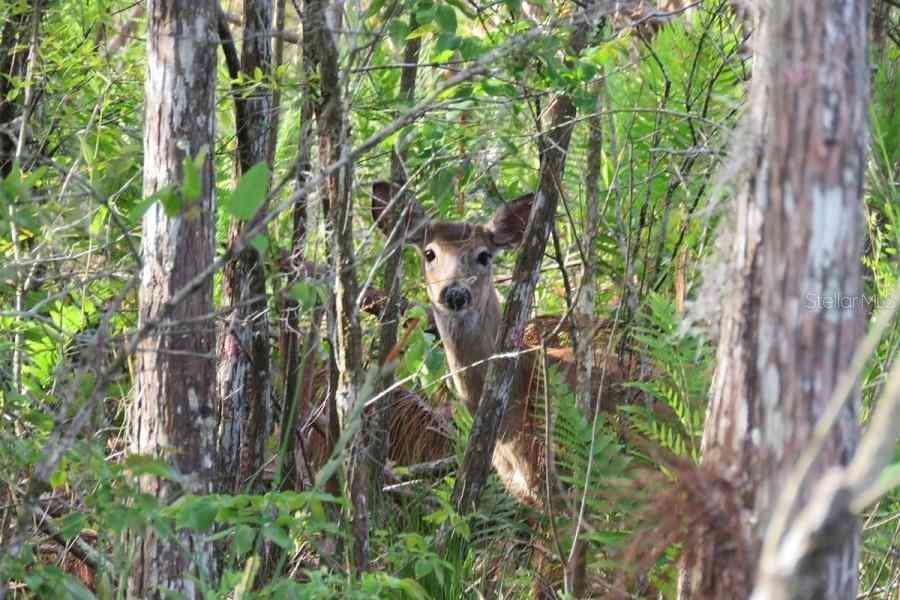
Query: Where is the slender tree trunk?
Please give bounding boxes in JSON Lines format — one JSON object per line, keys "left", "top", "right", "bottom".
{"left": 217, "top": 0, "right": 273, "bottom": 494}
{"left": 307, "top": 0, "right": 368, "bottom": 571}
{"left": 0, "top": 3, "right": 33, "bottom": 178}
{"left": 575, "top": 88, "right": 604, "bottom": 416}
{"left": 277, "top": 8, "right": 318, "bottom": 490}
{"left": 679, "top": 2, "right": 869, "bottom": 598}
{"left": 565, "top": 83, "right": 605, "bottom": 598}
{"left": 3, "top": 0, "right": 42, "bottom": 404}
{"left": 267, "top": 0, "right": 287, "bottom": 163}
{"left": 449, "top": 19, "right": 589, "bottom": 519}
{"left": 370, "top": 16, "right": 421, "bottom": 523}
{"left": 130, "top": 1, "right": 218, "bottom": 597}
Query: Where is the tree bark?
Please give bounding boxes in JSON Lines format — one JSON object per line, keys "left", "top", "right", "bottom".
{"left": 130, "top": 1, "right": 218, "bottom": 597}
{"left": 276, "top": 15, "right": 317, "bottom": 491}
{"left": 0, "top": 3, "right": 33, "bottom": 178}
{"left": 370, "top": 15, "right": 421, "bottom": 523}
{"left": 575, "top": 87, "right": 604, "bottom": 416}
{"left": 680, "top": 2, "right": 869, "bottom": 599}
{"left": 307, "top": 0, "right": 368, "bottom": 571}
{"left": 217, "top": 0, "right": 273, "bottom": 494}
{"left": 449, "top": 20, "right": 588, "bottom": 519}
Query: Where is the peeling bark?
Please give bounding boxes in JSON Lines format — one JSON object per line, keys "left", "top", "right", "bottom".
{"left": 680, "top": 2, "right": 868, "bottom": 598}
{"left": 130, "top": 1, "right": 218, "bottom": 597}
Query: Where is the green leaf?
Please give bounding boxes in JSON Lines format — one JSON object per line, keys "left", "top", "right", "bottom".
{"left": 49, "top": 460, "right": 69, "bottom": 488}
{"left": 435, "top": 32, "right": 460, "bottom": 53}
{"left": 387, "top": 19, "right": 410, "bottom": 46}
{"left": 233, "top": 525, "right": 257, "bottom": 556}
{"left": 223, "top": 162, "right": 269, "bottom": 220}
{"left": 61, "top": 577, "right": 97, "bottom": 600}
{"left": 459, "top": 37, "right": 484, "bottom": 60}
{"left": 503, "top": 0, "right": 522, "bottom": 14}
{"left": 55, "top": 512, "right": 86, "bottom": 541}
{"left": 250, "top": 234, "right": 268, "bottom": 254}
{"left": 364, "top": 0, "right": 387, "bottom": 18}
{"left": 181, "top": 151, "right": 204, "bottom": 202}
{"left": 406, "top": 22, "right": 439, "bottom": 39}
{"left": 288, "top": 281, "right": 321, "bottom": 310}
{"left": 435, "top": 5, "right": 457, "bottom": 33}
{"left": 159, "top": 187, "right": 182, "bottom": 217}
{"left": 261, "top": 525, "right": 293, "bottom": 550}
{"left": 174, "top": 496, "right": 218, "bottom": 531}
{"left": 415, "top": 4, "right": 435, "bottom": 24}
{"left": 128, "top": 195, "right": 157, "bottom": 222}
{"left": 414, "top": 558, "right": 433, "bottom": 578}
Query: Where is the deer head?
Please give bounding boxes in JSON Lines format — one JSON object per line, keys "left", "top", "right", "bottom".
{"left": 371, "top": 182, "right": 534, "bottom": 324}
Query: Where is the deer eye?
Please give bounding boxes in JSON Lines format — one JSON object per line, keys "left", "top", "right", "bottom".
{"left": 424, "top": 249, "right": 436, "bottom": 263}
{"left": 476, "top": 250, "right": 492, "bottom": 266}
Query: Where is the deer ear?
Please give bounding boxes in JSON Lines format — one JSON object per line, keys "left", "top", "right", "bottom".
{"left": 371, "top": 181, "right": 429, "bottom": 245}
{"left": 487, "top": 192, "right": 534, "bottom": 248}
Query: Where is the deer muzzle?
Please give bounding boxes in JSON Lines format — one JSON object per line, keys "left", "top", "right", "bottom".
{"left": 440, "top": 285, "right": 472, "bottom": 312}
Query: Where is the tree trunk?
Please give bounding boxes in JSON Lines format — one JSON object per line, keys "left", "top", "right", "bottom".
{"left": 0, "top": 3, "right": 33, "bottom": 178}
{"left": 217, "top": 0, "right": 273, "bottom": 494}
{"left": 680, "top": 2, "right": 869, "bottom": 599}
{"left": 370, "top": 16, "right": 421, "bottom": 523}
{"left": 276, "top": 31, "right": 316, "bottom": 492}
{"left": 575, "top": 87, "right": 604, "bottom": 416}
{"left": 130, "top": 1, "right": 218, "bottom": 597}
{"left": 307, "top": 0, "right": 368, "bottom": 571}
{"left": 449, "top": 20, "right": 588, "bottom": 519}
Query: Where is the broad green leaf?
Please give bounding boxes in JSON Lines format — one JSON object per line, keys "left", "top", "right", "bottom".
{"left": 61, "top": 577, "right": 97, "bottom": 600}
{"left": 288, "top": 281, "right": 320, "bottom": 310}
{"left": 387, "top": 19, "right": 410, "bottom": 47}
{"left": 159, "top": 187, "right": 182, "bottom": 217}
{"left": 223, "top": 162, "right": 269, "bottom": 220}
{"left": 435, "top": 32, "right": 459, "bottom": 53}
{"left": 435, "top": 5, "right": 457, "bottom": 33}
{"left": 261, "top": 524, "right": 292, "bottom": 550}
{"left": 49, "top": 461, "right": 69, "bottom": 489}
{"left": 414, "top": 559, "right": 432, "bottom": 578}
{"left": 233, "top": 524, "right": 257, "bottom": 556}
{"left": 174, "top": 496, "right": 218, "bottom": 531}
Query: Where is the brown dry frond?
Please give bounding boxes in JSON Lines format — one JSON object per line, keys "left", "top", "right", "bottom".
{"left": 616, "top": 453, "right": 751, "bottom": 600}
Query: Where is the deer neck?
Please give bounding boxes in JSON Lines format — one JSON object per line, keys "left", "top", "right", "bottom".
{"left": 434, "top": 291, "right": 502, "bottom": 414}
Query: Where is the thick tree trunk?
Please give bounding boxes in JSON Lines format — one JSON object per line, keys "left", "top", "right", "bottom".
{"left": 217, "top": 0, "right": 273, "bottom": 493}
{"left": 680, "top": 2, "right": 869, "bottom": 599}
{"left": 129, "top": 1, "right": 218, "bottom": 597}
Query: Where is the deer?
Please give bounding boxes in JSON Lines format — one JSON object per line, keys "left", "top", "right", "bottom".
{"left": 370, "top": 181, "right": 628, "bottom": 510}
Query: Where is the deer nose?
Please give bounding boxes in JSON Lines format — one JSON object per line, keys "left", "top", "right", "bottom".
{"left": 441, "top": 286, "right": 471, "bottom": 311}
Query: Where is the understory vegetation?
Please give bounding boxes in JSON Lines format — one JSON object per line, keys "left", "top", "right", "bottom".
{"left": 0, "top": 0, "right": 898, "bottom": 598}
